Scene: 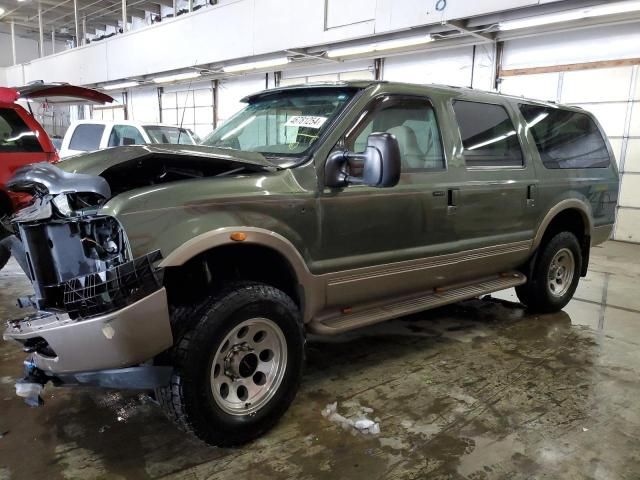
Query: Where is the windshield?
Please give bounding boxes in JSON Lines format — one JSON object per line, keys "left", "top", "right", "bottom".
{"left": 202, "top": 88, "right": 356, "bottom": 161}
{"left": 144, "top": 126, "right": 195, "bottom": 145}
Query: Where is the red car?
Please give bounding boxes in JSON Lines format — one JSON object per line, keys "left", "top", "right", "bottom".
{"left": 0, "top": 83, "right": 113, "bottom": 270}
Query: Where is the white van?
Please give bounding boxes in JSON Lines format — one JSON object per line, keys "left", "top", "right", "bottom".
{"left": 59, "top": 120, "right": 197, "bottom": 158}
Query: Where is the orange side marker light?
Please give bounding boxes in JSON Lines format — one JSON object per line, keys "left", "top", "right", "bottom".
{"left": 230, "top": 232, "right": 247, "bottom": 242}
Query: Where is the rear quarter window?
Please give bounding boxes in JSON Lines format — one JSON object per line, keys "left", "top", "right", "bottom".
{"left": 0, "top": 108, "right": 43, "bottom": 153}
{"left": 519, "top": 105, "right": 611, "bottom": 169}
{"left": 452, "top": 100, "right": 523, "bottom": 168}
{"left": 69, "top": 124, "right": 105, "bottom": 151}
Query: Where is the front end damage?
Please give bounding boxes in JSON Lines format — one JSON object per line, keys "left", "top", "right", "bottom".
{"left": 3, "top": 163, "right": 174, "bottom": 405}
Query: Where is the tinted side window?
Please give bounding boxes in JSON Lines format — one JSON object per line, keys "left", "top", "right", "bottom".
{"left": 0, "top": 108, "right": 43, "bottom": 153}
{"left": 452, "top": 100, "right": 523, "bottom": 167}
{"left": 69, "top": 124, "right": 105, "bottom": 151}
{"left": 347, "top": 97, "right": 445, "bottom": 171}
{"left": 108, "top": 125, "right": 145, "bottom": 147}
{"left": 519, "top": 105, "right": 610, "bottom": 169}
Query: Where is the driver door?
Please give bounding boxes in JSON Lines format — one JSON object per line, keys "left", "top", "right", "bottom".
{"left": 317, "top": 95, "right": 457, "bottom": 307}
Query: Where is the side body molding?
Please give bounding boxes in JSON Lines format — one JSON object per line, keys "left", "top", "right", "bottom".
{"left": 159, "top": 227, "right": 323, "bottom": 323}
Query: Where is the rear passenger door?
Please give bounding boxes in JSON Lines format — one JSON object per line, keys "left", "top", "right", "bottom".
{"left": 449, "top": 99, "right": 539, "bottom": 260}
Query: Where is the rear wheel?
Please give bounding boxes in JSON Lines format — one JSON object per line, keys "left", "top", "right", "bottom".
{"left": 157, "top": 283, "right": 304, "bottom": 446}
{"left": 516, "top": 232, "right": 582, "bottom": 313}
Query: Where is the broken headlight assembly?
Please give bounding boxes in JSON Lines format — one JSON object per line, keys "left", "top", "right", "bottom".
{"left": 7, "top": 163, "right": 164, "bottom": 319}
{"left": 52, "top": 194, "right": 73, "bottom": 217}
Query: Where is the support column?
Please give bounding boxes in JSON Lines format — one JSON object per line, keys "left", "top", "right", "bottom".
{"left": 122, "top": 0, "right": 128, "bottom": 32}
{"left": 212, "top": 79, "right": 218, "bottom": 129}
{"left": 38, "top": 3, "right": 45, "bottom": 57}
{"left": 374, "top": 58, "right": 384, "bottom": 80}
{"left": 10, "top": 21, "right": 17, "bottom": 65}
{"left": 82, "top": 16, "right": 86, "bottom": 45}
{"left": 157, "top": 87, "right": 164, "bottom": 123}
{"left": 188, "top": 0, "right": 193, "bottom": 12}
{"left": 493, "top": 41, "right": 503, "bottom": 92}
{"left": 51, "top": 29, "right": 56, "bottom": 54}
{"left": 74, "top": 0, "right": 80, "bottom": 47}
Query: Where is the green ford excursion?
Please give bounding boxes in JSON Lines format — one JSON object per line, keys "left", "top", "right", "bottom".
{"left": 2, "top": 81, "right": 619, "bottom": 445}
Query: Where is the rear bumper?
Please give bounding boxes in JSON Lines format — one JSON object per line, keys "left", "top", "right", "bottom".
{"left": 3, "top": 288, "right": 173, "bottom": 374}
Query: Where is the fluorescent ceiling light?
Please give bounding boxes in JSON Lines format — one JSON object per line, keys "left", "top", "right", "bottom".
{"left": 0, "top": 8, "right": 5, "bottom": 15}
{"left": 103, "top": 81, "right": 139, "bottom": 90}
{"left": 327, "top": 35, "right": 432, "bottom": 58}
{"left": 223, "top": 57, "right": 290, "bottom": 73}
{"left": 499, "top": 0, "right": 640, "bottom": 30}
{"left": 152, "top": 71, "right": 201, "bottom": 84}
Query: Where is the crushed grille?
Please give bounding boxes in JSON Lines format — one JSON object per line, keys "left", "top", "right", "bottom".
{"left": 62, "top": 250, "right": 163, "bottom": 319}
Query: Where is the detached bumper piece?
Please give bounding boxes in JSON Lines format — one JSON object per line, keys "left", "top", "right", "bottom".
{"left": 14, "top": 357, "right": 173, "bottom": 407}
{"left": 62, "top": 250, "right": 163, "bottom": 318}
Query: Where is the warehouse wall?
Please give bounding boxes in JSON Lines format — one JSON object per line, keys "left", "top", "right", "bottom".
{"left": 2, "top": 0, "right": 556, "bottom": 87}
{"left": 0, "top": 32, "right": 67, "bottom": 69}
{"left": 499, "top": 23, "right": 640, "bottom": 243}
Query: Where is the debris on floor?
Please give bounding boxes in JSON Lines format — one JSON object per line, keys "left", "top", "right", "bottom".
{"left": 321, "top": 401, "right": 381, "bottom": 435}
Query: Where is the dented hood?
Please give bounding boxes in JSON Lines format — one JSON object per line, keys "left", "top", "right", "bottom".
{"left": 8, "top": 144, "right": 276, "bottom": 201}
{"left": 57, "top": 144, "right": 276, "bottom": 176}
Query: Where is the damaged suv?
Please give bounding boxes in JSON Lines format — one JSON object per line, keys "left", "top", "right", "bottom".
{"left": 3, "top": 82, "right": 618, "bottom": 446}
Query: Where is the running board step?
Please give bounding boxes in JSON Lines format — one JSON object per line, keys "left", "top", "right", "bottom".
{"left": 309, "top": 272, "right": 526, "bottom": 335}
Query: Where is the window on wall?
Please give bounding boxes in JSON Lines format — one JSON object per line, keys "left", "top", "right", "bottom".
{"left": 161, "top": 87, "right": 214, "bottom": 139}
{"left": 519, "top": 104, "right": 611, "bottom": 169}
{"left": 345, "top": 96, "right": 445, "bottom": 171}
{"left": 279, "top": 69, "right": 374, "bottom": 87}
{"left": 92, "top": 105, "right": 126, "bottom": 121}
{"left": 452, "top": 100, "right": 524, "bottom": 168}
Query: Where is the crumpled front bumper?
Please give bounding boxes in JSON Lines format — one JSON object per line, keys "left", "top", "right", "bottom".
{"left": 3, "top": 288, "right": 173, "bottom": 374}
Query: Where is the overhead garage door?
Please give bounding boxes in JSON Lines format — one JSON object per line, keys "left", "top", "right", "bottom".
{"left": 161, "top": 81, "right": 215, "bottom": 138}
{"left": 279, "top": 59, "right": 375, "bottom": 87}
{"left": 501, "top": 65, "right": 640, "bottom": 243}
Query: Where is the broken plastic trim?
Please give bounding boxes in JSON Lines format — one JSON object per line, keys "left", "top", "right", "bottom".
{"left": 60, "top": 250, "right": 164, "bottom": 319}
{"left": 15, "top": 356, "right": 173, "bottom": 407}
{"left": 8, "top": 163, "right": 111, "bottom": 199}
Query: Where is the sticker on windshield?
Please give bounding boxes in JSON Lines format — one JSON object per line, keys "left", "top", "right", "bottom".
{"left": 284, "top": 116, "right": 328, "bottom": 129}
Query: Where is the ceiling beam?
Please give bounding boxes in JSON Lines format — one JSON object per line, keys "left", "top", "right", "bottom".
{"left": 444, "top": 20, "right": 495, "bottom": 42}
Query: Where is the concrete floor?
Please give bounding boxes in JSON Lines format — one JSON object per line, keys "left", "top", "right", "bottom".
{"left": 0, "top": 241, "right": 639, "bottom": 479}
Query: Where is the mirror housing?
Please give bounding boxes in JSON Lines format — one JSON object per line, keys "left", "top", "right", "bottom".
{"left": 325, "top": 132, "right": 401, "bottom": 188}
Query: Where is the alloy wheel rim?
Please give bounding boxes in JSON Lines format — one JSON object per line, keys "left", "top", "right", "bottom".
{"left": 210, "top": 317, "right": 287, "bottom": 416}
{"left": 547, "top": 248, "right": 575, "bottom": 298}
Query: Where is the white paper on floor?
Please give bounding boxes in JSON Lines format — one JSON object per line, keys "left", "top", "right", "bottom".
{"left": 321, "top": 401, "right": 381, "bottom": 435}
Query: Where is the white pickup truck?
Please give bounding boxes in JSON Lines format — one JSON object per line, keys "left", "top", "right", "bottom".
{"left": 59, "top": 120, "right": 198, "bottom": 158}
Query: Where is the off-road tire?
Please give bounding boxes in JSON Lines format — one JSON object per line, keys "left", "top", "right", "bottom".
{"left": 157, "top": 282, "right": 305, "bottom": 446}
{"left": 516, "top": 232, "right": 582, "bottom": 313}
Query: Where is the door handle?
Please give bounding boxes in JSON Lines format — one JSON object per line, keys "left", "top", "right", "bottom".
{"left": 447, "top": 188, "right": 459, "bottom": 215}
{"left": 527, "top": 184, "right": 537, "bottom": 207}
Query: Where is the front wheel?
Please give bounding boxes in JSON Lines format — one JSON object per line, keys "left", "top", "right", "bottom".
{"left": 516, "top": 231, "right": 582, "bottom": 313}
{"left": 157, "top": 283, "right": 305, "bottom": 446}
